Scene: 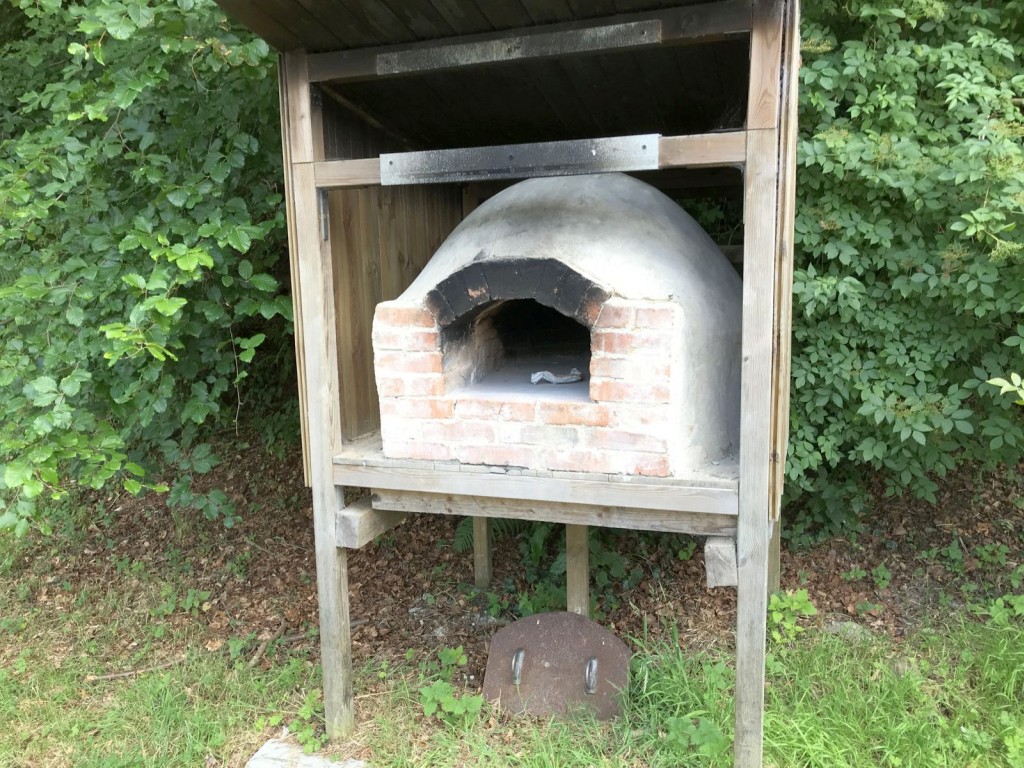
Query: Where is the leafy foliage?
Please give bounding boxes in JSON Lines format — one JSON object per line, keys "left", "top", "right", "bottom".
{"left": 788, "top": 1, "right": 1024, "bottom": 535}
{"left": 0, "top": 0, "right": 289, "bottom": 534}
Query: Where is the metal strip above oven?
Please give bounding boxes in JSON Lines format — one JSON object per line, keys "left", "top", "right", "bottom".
{"left": 379, "top": 134, "right": 661, "bottom": 185}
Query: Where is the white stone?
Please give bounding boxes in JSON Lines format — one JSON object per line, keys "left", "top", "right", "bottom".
{"left": 244, "top": 739, "right": 366, "bottom": 768}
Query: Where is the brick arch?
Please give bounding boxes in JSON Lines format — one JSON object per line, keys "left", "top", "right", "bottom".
{"left": 424, "top": 257, "right": 611, "bottom": 329}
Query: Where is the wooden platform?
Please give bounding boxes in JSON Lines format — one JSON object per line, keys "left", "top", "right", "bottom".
{"left": 333, "top": 432, "right": 738, "bottom": 535}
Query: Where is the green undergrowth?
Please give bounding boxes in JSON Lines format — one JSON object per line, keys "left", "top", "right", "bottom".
{"left": 359, "top": 615, "right": 1024, "bottom": 768}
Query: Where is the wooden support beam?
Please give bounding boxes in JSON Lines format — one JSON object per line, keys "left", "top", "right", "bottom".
{"left": 307, "top": 0, "right": 751, "bottom": 83}
{"left": 335, "top": 495, "right": 407, "bottom": 548}
{"left": 734, "top": 128, "right": 781, "bottom": 768}
{"left": 473, "top": 517, "right": 492, "bottom": 589}
{"left": 283, "top": 50, "right": 352, "bottom": 740}
{"left": 312, "top": 131, "right": 749, "bottom": 190}
{"left": 333, "top": 462, "right": 738, "bottom": 516}
{"left": 746, "top": 0, "right": 785, "bottom": 131}
{"left": 768, "top": 0, "right": 802, "bottom": 595}
{"left": 566, "top": 524, "right": 589, "bottom": 617}
{"left": 704, "top": 536, "right": 739, "bottom": 587}
{"left": 658, "top": 131, "right": 746, "bottom": 169}
{"left": 370, "top": 490, "right": 737, "bottom": 537}
{"left": 315, "top": 158, "right": 382, "bottom": 188}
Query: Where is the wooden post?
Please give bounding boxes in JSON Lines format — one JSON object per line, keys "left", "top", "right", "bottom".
{"left": 280, "top": 51, "right": 354, "bottom": 739}
{"left": 735, "top": 2, "right": 785, "bottom": 765}
{"left": 473, "top": 516, "right": 492, "bottom": 589}
{"left": 566, "top": 524, "right": 589, "bottom": 617}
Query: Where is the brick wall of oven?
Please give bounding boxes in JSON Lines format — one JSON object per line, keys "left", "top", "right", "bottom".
{"left": 372, "top": 297, "right": 684, "bottom": 478}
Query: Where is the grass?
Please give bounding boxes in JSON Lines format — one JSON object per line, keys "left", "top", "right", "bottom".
{"left": 1, "top": 493, "right": 1021, "bottom": 767}
{"left": 346, "top": 616, "right": 1024, "bottom": 768}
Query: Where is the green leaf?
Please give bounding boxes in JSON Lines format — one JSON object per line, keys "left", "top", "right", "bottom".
{"left": 226, "top": 228, "right": 252, "bottom": 253}
{"left": 65, "top": 306, "right": 85, "bottom": 326}
{"left": 3, "top": 462, "right": 33, "bottom": 489}
{"left": 238, "top": 259, "right": 253, "bottom": 280}
{"left": 153, "top": 297, "right": 188, "bottom": 316}
{"left": 248, "top": 273, "right": 278, "bottom": 292}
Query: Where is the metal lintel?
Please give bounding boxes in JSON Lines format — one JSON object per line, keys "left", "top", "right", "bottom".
{"left": 380, "top": 135, "right": 660, "bottom": 186}
{"left": 378, "top": 20, "right": 661, "bottom": 75}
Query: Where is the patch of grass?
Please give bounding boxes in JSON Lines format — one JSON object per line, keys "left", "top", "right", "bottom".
{"left": 351, "top": 612, "right": 1024, "bottom": 768}
{"left": 0, "top": 553, "right": 321, "bottom": 768}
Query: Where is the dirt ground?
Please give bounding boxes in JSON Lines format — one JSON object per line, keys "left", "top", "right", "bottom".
{"left": 11, "top": 440, "right": 1023, "bottom": 685}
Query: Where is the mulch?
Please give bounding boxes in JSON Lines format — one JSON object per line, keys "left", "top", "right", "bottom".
{"left": 9, "top": 439, "right": 1023, "bottom": 684}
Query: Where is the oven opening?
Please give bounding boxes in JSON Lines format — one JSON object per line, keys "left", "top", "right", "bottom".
{"left": 442, "top": 298, "right": 592, "bottom": 402}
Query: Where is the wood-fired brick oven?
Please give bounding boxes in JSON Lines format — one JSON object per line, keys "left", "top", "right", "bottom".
{"left": 373, "top": 173, "right": 742, "bottom": 478}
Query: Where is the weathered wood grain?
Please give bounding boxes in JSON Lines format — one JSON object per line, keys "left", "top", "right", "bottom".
{"left": 370, "top": 490, "right": 738, "bottom": 537}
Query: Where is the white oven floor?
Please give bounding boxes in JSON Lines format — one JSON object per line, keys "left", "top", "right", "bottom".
{"left": 456, "top": 353, "right": 591, "bottom": 402}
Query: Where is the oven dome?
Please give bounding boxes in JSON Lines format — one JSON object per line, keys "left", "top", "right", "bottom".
{"left": 372, "top": 172, "right": 743, "bottom": 476}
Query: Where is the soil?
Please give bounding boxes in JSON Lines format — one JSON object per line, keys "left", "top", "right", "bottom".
{"left": 9, "top": 439, "right": 1023, "bottom": 693}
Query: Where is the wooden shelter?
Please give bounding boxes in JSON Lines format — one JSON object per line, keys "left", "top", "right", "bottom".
{"left": 212, "top": 2, "right": 800, "bottom": 766}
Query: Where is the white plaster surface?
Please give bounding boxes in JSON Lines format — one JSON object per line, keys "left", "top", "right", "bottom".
{"left": 388, "top": 173, "right": 743, "bottom": 470}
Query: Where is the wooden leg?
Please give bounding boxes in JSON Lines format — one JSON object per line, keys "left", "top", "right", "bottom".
{"left": 734, "top": 523, "right": 769, "bottom": 768}
{"left": 566, "top": 524, "right": 589, "bottom": 617}
{"left": 318, "top": 489, "right": 354, "bottom": 739}
{"left": 767, "top": 517, "right": 782, "bottom": 595}
{"left": 472, "top": 516, "right": 492, "bottom": 589}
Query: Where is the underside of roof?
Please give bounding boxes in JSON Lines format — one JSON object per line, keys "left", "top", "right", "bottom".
{"left": 214, "top": 0, "right": 721, "bottom": 53}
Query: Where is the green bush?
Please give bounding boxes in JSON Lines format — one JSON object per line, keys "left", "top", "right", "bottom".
{"left": 0, "top": 0, "right": 289, "bottom": 534}
{"left": 788, "top": 1, "right": 1024, "bottom": 536}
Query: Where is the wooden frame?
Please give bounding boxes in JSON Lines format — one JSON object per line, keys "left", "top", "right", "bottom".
{"left": 271, "top": 2, "right": 799, "bottom": 765}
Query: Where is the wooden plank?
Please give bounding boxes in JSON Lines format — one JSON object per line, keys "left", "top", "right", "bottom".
{"left": 282, "top": 52, "right": 315, "bottom": 163}
{"left": 566, "top": 524, "right": 589, "bottom": 616}
{"left": 312, "top": 131, "right": 748, "bottom": 189}
{"left": 214, "top": 0, "right": 304, "bottom": 51}
{"left": 704, "top": 536, "right": 738, "bottom": 587}
{"left": 746, "top": 0, "right": 785, "bottom": 131}
{"left": 335, "top": 495, "right": 407, "bottom": 548}
{"left": 315, "top": 159, "right": 382, "bottom": 188}
{"left": 278, "top": 54, "right": 311, "bottom": 485}
{"left": 292, "top": 159, "right": 352, "bottom": 738}
{"left": 472, "top": 517, "right": 492, "bottom": 588}
{"left": 329, "top": 188, "right": 383, "bottom": 440}
{"left": 337, "top": 462, "right": 739, "bottom": 515}
{"left": 734, "top": 128, "right": 780, "bottom": 768}
{"left": 307, "top": 1, "right": 751, "bottom": 82}
{"left": 370, "top": 490, "right": 738, "bottom": 537}
{"left": 659, "top": 131, "right": 746, "bottom": 168}
{"left": 768, "top": 0, "right": 801, "bottom": 595}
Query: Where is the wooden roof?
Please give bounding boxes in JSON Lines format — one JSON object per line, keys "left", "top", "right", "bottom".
{"left": 215, "top": 0, "right": 721, "bottom": 53}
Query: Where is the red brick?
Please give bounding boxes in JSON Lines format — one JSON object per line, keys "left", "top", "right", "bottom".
{"left": 519, "top": 424, "right": 583, "bottom": 448}
{"left": 453, "top": 399, "right": 537, "bottom": 421}
{"left": 371, "top": 327, "right": 439, "bottom": 352}
{"left": 375, "top": 351, "right": 442, "bottom": 374}
{"left": 540, "top": 448, "right": 615, "bottom": 474}
{"left": 458, "top": 444, "right": 535, "bottom": 468}
{"left": 498, "top": 401, "right": 538, "bottom": 421}
{"left": 587, "top": 428, "right": 667, "bottom": 453}
{"left": 593, "top": 303, "right": 634, "bottom": 329}
{"left": 589, "top": 356, "right": 670, "bottom": 381}
{"left": 635, "top": 306, "right": 678, "bottom": 330}
{"left": 376, "top": 374, "right": 444, "bottom": 398}
{"left": 611, "top": 404, "right": 674, "bottom": 430}
{"left": 374, "top": 303, "right": 437, "bottom": 329}
{"left": 378, "top": 397, "right": 454, "bottom": 419}
{"left": 421, "top": 420, "right": 495, "bottom": 444}
{"left": 382, "top": 439, "right": 453, "bottom": 462}
{"left": 537, "top": 401, "right": 610, "bottom": 427}
{"left": 632, "top": 453, "right": 671, "bottom": 477}
{"left": 591, "top": 379, "right": 670, "bottom": 404}
{"left": 592, "top": 330, "right": 673, "bottom": 356}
